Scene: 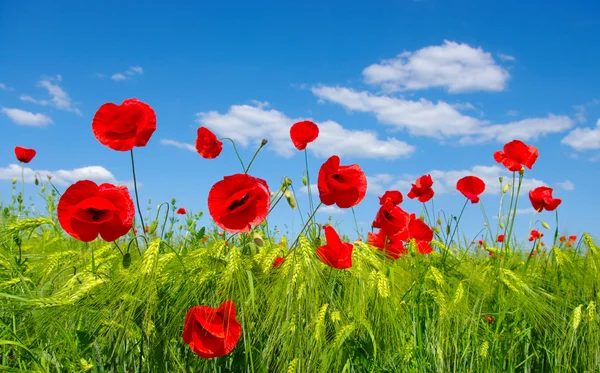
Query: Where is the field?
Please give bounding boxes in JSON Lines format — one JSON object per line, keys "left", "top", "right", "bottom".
{"left": 2, "top": 111, "right": 600, "bottom": 373}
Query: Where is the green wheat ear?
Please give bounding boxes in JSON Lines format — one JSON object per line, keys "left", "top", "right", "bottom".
{"left": 7, "top": 217, "right": 55, "bottom": 235}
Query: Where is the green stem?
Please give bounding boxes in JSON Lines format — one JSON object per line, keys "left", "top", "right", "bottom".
{"left": 501, "top": 173, "right": 517, "bottom": 251}
{"left": 286, "top": 202, "right": 323, "bottom": 256}
{"left": 506, "top": 172, "right": 524, "bottom": 255}
{"left": 244, "top": 141, "right": 267, "bottom": 174}
{"left": 130, "top": 150, "right": 146, "bottom": 236}
{"left": 218, "top": 137, "right": 246, "bottom": 171}
{"left": 446, "top": 199, "right": 469, "bottom": 249}
{"left": 351, "top": 207, "right": 361, "bottom": 240}
{"left": 304, "top": 149, "right": 314, "bottom": 214}
{"left": 552, "top": 210, "right": 559, "bottom": 248}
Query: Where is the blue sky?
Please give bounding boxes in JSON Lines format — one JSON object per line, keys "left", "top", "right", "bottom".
{"left": 1, "top": 0, "right": 599, "bottom": 246}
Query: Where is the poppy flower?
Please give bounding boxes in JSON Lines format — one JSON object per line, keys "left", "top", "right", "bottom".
{"left": 290, "top": 120, "right": 319, "bottom": 150}
{"left": 57, "top": 180, "right": 134, "bottom": 242}
{"left": 317, "top": 155, "right": 367, "bottom": 209}
{"left": 407, "top": 174, "right": 434, "bottom": 203}
{"left": 403, "top": 214, "right": 434, "bottom": 254}
{"left": 14, "top": 146, "right": 36, "bottom": 163}
{"left": 372, "top": 203, "right": 410, "bottom": 238}
{"left": 92, "top": 98, "right": 157, "bottom": 151}
{"left": 378, "top": 190, "right": 403, "bottom": 206}
{"left": 316, "top": 225, "right": 353, "bottom": 269}
{"left": 529, "top": 186, "right": 562, "bottom": 212}
{"left": 484, "top": 315, "right": 493, "bottom": 323}
{"left": 569, "top": 235, "right": 577, "bottom": 242}
{"left": 196, "top": 127, "right": 223, "bottom": 159}
{"left": 559, "top": 235, "right": 566, "bottom": 243}
{"left": 272, "top": 257, "right": 285, "bottom": 267}
{"left": 493, "top": 140, "right": 538, "bottom": 172}
{"left": 182, "top": 300, "right": 242, "bottom": 359}
{"left": 456, "top": 176, "right": 486, "bottom": 203}
{"left": 497, "top": 234, "right": 504, "bottom": 242}
{"left": 367, "top": 229, "right": 407, "bottom": 260}
{"left": 176, "top": 207, "right": 187, "bottom": 215}
{"left": 208, "top": 174, "right": 270, "bottom": 233}
{"left": 528, "top": 230, "right": 543, "bottom": 241}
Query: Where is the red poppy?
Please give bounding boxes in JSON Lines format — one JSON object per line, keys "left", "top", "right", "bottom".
{"left": 57, "top": 180, "right": 134, "bottom": 242}
{"left": 208, "top": 174, "right": 270, "bottom": 233}
{"left": 529, "top": 186, "right": 561, "bottom": 212}
{"left": 372, "top": 203, "right": 410, "bottom": 237}
{"left": 559, "top": 235, "right": 566, "bottom": 243}
{"left": 176, "top": 207, "right": 187, "bottom": 215}
{"left": 478, "top": 240, "right": 483, "bottom": 246}
{"left": 528, "top": 229, "right": 543, "bottom": 241}
{"left": 484, "top": 315, "right": 493, "bottom": 323}
{"left": 14, "top": 146, "right": 37, "bottom": 163}
{"left": 493, "top": 140, "right": 538, "bottom": 172}
{"left": 316, "top": 225, "right": 353, "bottom": 269}
{"left": 92, "top": 98, "right": 156, "bottom": 151}
{"left": 290, "top": 120, "right": 319, "bottom": 150}
{"left": 196, "top": 127, "right": 223, "bottom": 159}
{"left": 182, "top": 300, "right": 242, "bottom": 359}
{"left": 497, "top": 234, "right": 504, "bottom": 242}
{"left": 145, "top": 226, "right": 150, "bottom": 233}
{"left": 456, "top": 176, "right": 486, "bottom": 203}
{"left": 403, "top": 214, "right": 434, "bottom": 254}
{"left": 407, "top": 174, "right": 434, "bottom": 203}
{"left": 367, "top": 229, "right": 407, "bottom": 260}
{"left": 272, "top": 257, "right": 285, "bottom": 267}
{"left": 317, "top": 155, "right": 367, "bottom": 209}
{"left": 378, "top": 190, "right": 403, "bottom": 206}
{"left": 569, "top": 235, "right": 577, "bottom": 242}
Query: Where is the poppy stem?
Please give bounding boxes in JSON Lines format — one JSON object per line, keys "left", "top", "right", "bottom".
{"left": 351, "top": 207, "right": 361, "bottom": 240}
{"left": 129, "top": 150, "right": 146, "bottom": 237}
{"left": 304, "top": 149, "right": 314, "bottom": 213}
{"left": 244, "top": 140, "right": 267, "bottom": 174}
{"left": 218, "top": 137, "right": 246, "bottom": 171}
{"left": 20, "top": 162, "right": 24, "bottom": 213}
{"left": 505, "top": 172, "right": 524, "bottom": 255}
{"left": 445, "top": 199, "right": 469, "bottom": 258}
{"left": 552, "top": 210, "right": 559, "bottom": 248}
{"left": 286, "top": 202, "right": 323, "bottom": 256}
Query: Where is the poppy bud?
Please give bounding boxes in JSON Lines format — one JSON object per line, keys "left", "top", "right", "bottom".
{"left": 499, "top": 221, "right": 505, "bottom": 229}
{"left": 434, "top": 226, "right": 441, "bottom": 234}
{"left": 285, "top": 190, "right": 296, "bottom": 209}
{"left": 178, "top": 224, "right": 182, "bottom": 230}
{"left": 41, "top": 186, "right": 45, "bottom": 193}
{"left": 34, "top": 177, "right": 39, "bottom": 186}
{"left": 541, "top": 221, "right": 550, "bottom": 230}
{"left": 519, "top": 168, "right": 525, "bottom": 176}
{"left": 253, "top": 232, "right": 264, "bottom": 246}
{"left": 283, "top": 177, "right": 292, "bottom": 188}
{"left": 12, "top": 178, "right": 17, "bottom": 185}
{"left": 419, "top": 213, "right": 425, "bottom": 221}
{"left": 437, "top": 217, "right": 442, "bottom": 225}
{"left": 302, "top": 176, "right": 308, "bottom": 186}
{"left": 270, "top": 191, "right": 275, "bottom": 197}
{"left": 47, "top": 175, "right": 53, "bottom": 181}
{"left": 261, "top": 138, "right": 268, "bottom": 145}
{"left": 446, "top": 224, "right": 450, "bottom": 235}
{"left": 503, "top": 184, "right": 510, "bottom": 193}
{"left": 499, "top": 177, "right": 503, "bottom": 183}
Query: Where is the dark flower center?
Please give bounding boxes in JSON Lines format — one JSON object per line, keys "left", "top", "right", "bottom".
{"left": 331, "top": 173, "right": 343, "bottom": 182}
{"left": 228, "top": 194, "right": 249, "bottom": 211}
{"left": 87, "top": 208, "right": 108, "bottom": 221}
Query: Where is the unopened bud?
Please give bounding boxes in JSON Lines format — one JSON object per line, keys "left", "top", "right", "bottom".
{"left": 253, "top": 232, "right": 264, "bottom": 246}
{"left": 261, "top": 138, "right": 268, "bottom": 145}
{"left": 446, "top": 224, "right": 451, "bottom": 235}
{"left": 499, "top": 177, "right": 503, "bottom": 183}
{"left": 434, "top": 226, "right": 441, "bottom": 234}
{"left": 541, "top": 221, "right": 550, "bottom": 230}
{"left": 519, "top": 168, "right": 525, "bottom": 176}
{"left": 34, "top": 177, "right": 39, "bottom": 186}
{"left": 178, "top": 224, "right": 182, "bottom": 230}
{"left": 40, "top": 186, "right": 46, "bottom": 193}
{"left": 12, "top": 178, "right": 17, "bottom": 185}
{"left": 283, "top": 177, "right": 292, "bottom": 188}
{"left": 503, "top": 184, "right": 510, "bottom": 194}
{"left": 437, "top": 217, "right": 442, "bottom": 225}
{"left": 302, "top": 176, "right": 308, "bottom": 186}
{"left": 285, "top": 190, "right": 296, "bottom": 209}
{"left": 499, "top": 221, "right": 505, "bottom": 229}
{"left": 419, "top": 213, "right": 425, "bottom": 221}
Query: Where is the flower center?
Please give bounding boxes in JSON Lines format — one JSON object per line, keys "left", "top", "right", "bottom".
{"left": 228, "top": 194, "right": 249, "bottom": 211}
{"left": 87, "top": 208, "right": 108, "bottom": 221}
{"left": 331, "top": 173, "right": 343, "bottom": 182}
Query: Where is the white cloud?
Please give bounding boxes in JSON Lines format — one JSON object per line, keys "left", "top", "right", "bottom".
{"left": 195, "top": 101, "right": 415, "bottom": 159}
{"left": 557, "top": 180, "right": 575, "bottom": 191}
{"left": 574, "top": 105, "right": 587, "bottom": 123}
{"left": 458, "top": 115, "right": 573, "bottom": 144}
{"left": 0, "top": 164, "right": 136, "bottom": 189}
{"left": 318, "top": 205, "right": 345, "bottom": 215}
{"left": 160, "top": 139, "right": 196, "bottom": 152}
{"left": 1, "top": 108, "right": 53, "bottom": 126}
{"left": 387, "top": 165, "right": 545, "bottom": 198}
{"left": 362, "top": 40, "right": 510, "bottom": 93}
{"left": 20, "top": 75, "right": 80, "bottom": 115}
{"left": 0, "top": 82, "right": 12, "bottom": 91}
{"left": 507, "top": 110, "right": 518, "bottom": 117}
{"left": 561, "top": 119, "right": 600, "bottom": 150}
{"left": 111, "top": 66, "right": 144, "bottom": 81}
{"left": 366, "top": 174, "right": 395, "bottom": 195}
{"left": 498, "top": 53, "right": 516, "bottom": 62}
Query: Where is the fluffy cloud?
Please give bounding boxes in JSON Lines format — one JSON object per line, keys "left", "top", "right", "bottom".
{"left": 0, "top": 164, "right": 136, "bottom": 188}
{"left": 193, "top": 101, "right": 415, "bottom": 159}
{"left": 111, "top": 66, "right": 144, "bottom": 81}
{"left": 362, "top": 40, "right": 510, "bottom": 93}
{"left": 561, "top": 119, "right": 600, "bottom": 150}
{"left": 160, "top": 139, "right": 196, "bottom": 152}
{"left": 318, "top": 205, "right": 345, "bottom": 215}
{"left": 0, "top": 82, "right": 12, "bottom": 90}
{"left": 556, "top": 180, "right": 575, "bottom": 191}
{"left": 20, "top": 75, "right": 80, "bottom": 115}
{"left": 1, "top": 108, "right": 53, "bottom": 126}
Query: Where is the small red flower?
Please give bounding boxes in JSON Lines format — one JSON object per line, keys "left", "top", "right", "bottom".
{"left": 14, "top": 146, "right": 37, "bottom": 163}
{"left": 57, "top": 180, "right": 134, "bottom": 242}
{"left": 372, "top": 203, "right": 410, "bottom": 238}
{"left": 378, "top": 190, "right": 403, "bottom": 206}
{"left": 92, "top": 98, "right": 156, "bottom": 151}
{"left": 208, "top": 174, "right": 270, "bottom": 233}
{"left": 407, "top": 174, "right": 434, "bottom": 203}
{"left": 484, "top": 315, "right": 493, "bottom": 323}
{"left": 493, "top": 140, "right": 539, "bottom": 172}
{"left": 569, "top": 235, "right": 577, "bottom": 242}
{"left": 559, "top": 235, "right": 566, "bottom": 242}
{"left": 290, "top": 120, "right": 319, "bottom": 150}
{"left": 176, "top": 207, "right": 187, "bottom": 215}
{"left": 316, "top": 225, "right": 353, "bottom": 269}
{"left": 317, "top": 155, "right": 367, "bottom": 209}
{"left": 456, "top": 176, "right": 486, "bottom": 203}
{"left": 497, "top": 234, "right": 504, "bottom": 242}
{"left": 528, "top": 230, "right": 543, "bottom": 241}
{"left": 272, "top": 257, "right": 285, "bottom": 267}
{"left": 182, "top": 300, "right": 242, "bottom": 359}
{"left": 367, "top": 229, "right": 407, "bottom": 260}
{"left": 145, "top": 226, "right": 150, "bottom": 233}
{"left": 196, "top": 127, "right": 223, "bottom": 159}
{"left": 529, "top": 186, "right": 562, "bottom": 212}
